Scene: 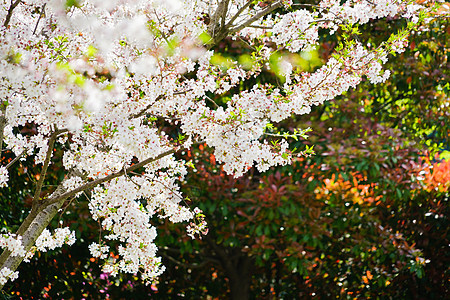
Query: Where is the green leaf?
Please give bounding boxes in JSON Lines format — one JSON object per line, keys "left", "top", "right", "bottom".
{"left": 65, "top": 0, "right": 80, "bottom": 8}
{"left": 198, "top": 32, "right": 212, "bottom": 44}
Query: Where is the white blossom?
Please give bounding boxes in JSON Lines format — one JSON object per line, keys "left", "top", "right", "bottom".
{"left": 0, "top": 234, "right": 26, "bottom": 257}
{"left": 0, "top": 0, "right": 428, "bottom": 286}
{"left": 34, "top": 228, "right": 76, "bottom": 252}
{"left": 0, "top": 268, "right": 19, "bottom": 286}
{"left": 0, "top": 166, "right": 8, "bottom": 188}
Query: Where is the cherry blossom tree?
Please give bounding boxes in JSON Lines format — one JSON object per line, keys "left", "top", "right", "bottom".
{"left": 0, "top": 0, "right": 430, "bottom": 289}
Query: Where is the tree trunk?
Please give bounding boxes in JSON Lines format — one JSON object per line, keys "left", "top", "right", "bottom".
{"left": 0, "top": 186, "right": 66, "bottom": 290}
{"left": 227, "top": 255, "right": 252, "bottom": 300}
{"left": 205, "top": 236, "right": 254, "bottom": 300}
{"left": 229, "top": 272, "right": 251, "bottom": 300}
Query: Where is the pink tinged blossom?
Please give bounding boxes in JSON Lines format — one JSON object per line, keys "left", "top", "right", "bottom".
{"left": 0, "top": 0, "right": 426, "bottom": 286}
{"left": 272, "top": 9, "right": 318, "bottom": 53}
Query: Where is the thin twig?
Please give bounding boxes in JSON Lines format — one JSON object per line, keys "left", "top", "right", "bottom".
{"left": 3, "top": 0, "right": 22, "bottom": 27}
{"left": 57, "top": 195, "right": 77, "bottom": 228}
{"left": 203, "top": 94, "right": 219, "bottom": 108}
{"left": 159, "top": 251, "right": 215, "bottom": 269}
{"left": 124, "top": 165, "right": 142, "bottom": 188}
{"left": 226, "top": 0, "right": 253, "bottom": 27}
{"left": 129, "top": 90, "right": 191, "bottom": 120}
{"left": 248, "top": 25, "right": 273, "bottom": 29}
{"left": 230, "top": 0, "right": 283, "bottom": 34}
{"left": 5, "top": 150, "right": 25, "bottom": 170}
{"left": 291, "top": 3, "right": 316, "bottom": 7}
{"left": 263, "top": 132, "right": 308, "bottom": 139}
{"left": 238, "top": 36, "right": 257, "bottom": 51}
{"left": 373, "top": 96, "right": 403, "bottom": 114}
{"left": 129, "top": 171, "right": 186, "bottom": 203}
{"left": 32, "top": 3, "right": 46, "bottom": 35}
{"left": 0, "top": 106, "right": 7, "bottom": 154}
{"left": 129, "top": 95, "right": 164, "bottom": 120}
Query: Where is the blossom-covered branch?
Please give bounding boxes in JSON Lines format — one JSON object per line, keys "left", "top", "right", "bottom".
{"left": 0, "top": 0, "right": 435, "bottom": 288}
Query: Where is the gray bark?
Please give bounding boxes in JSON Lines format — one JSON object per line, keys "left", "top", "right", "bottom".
{"left": 0, "top": 184, "right": 67, "bottom": 290}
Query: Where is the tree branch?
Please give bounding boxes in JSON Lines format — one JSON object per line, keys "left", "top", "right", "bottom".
{"left": 128, "top": 95, "right": 164, "bottom": 120}
{"left": 43, "top": 148, "right": 177, "bottom": 207}
{"left": 230, "top": 0, "right": 283, "bottom": 34}
{"left": 226, "top": 0, "right": 253, "bottom": 28}
{"left": 128, "top": 90, "right": 191, "bottom": 120}
{"left": 221, "top": 0, "right": 231, "bottom": 29}
{"left": 248, "top": 24, "right": 273, "bottom": 29}
{"left": 32, "top": 3, "right": 46, "bottom": 35}
{"left": 31, "top": 129, "right": 68, "bottom": 209}
{"left": 0, "top": 105, "right": 6, "bottom": 154}
{"left": 3, "top": 0, "right": 22, "bottom": 28}
{"left": 204, "top": 235, "right": 233, "bottom": 270}
{"left": 5, "top": 150, "right": 25, "bottom": 170}
{"left": 0, "top": 181, "right": 71, "bottom": 290}
{"left": 210, "top": 0, "right": 230, "bottom": 30}
{"left": 159, "top": 251, "right": 218, "bottom": 269}
{"left": 207, "top": 0, "right": 232, "bottom": 47}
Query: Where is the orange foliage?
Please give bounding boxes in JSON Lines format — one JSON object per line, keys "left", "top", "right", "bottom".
{"left": 316, "top": 173, "right": 382, "bottom": 204}
{"left": 420, "top": 158, "right": 450, "bottom": 192}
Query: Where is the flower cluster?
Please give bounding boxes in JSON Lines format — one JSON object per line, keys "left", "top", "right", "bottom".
{"left": 23, "top": 228, "right": 76, "bottom": 263}
{"left": 0, "top": 166, "right": 8, "bottom": 188}
{"left": 187, "top": 208, "right": 209, "bottom": 239}
{"left": 320, "top": 0, "right": 405, "bottom": 30}
{"left": 0, "top": 234, "right": 26, "bottom": 257}
{"left": 272, "top": 9, "right": 318, "bottom": 53}
{"left": 34, "top": 228, "right": 76, "bottom": 253}
{"left": 0, "top": 234, "right": 24, "bottom": 284}
{"left": 89, "top": 243, "right": 110, "bottom": 259}
{"left": 87, "top": 162, "right": 191, "bottom": 281}
{"left": 0, "top": 267, "right": 18, "bottom": 286}
{"left": 0, "top": 0, "right": 429, "bottom": 286}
